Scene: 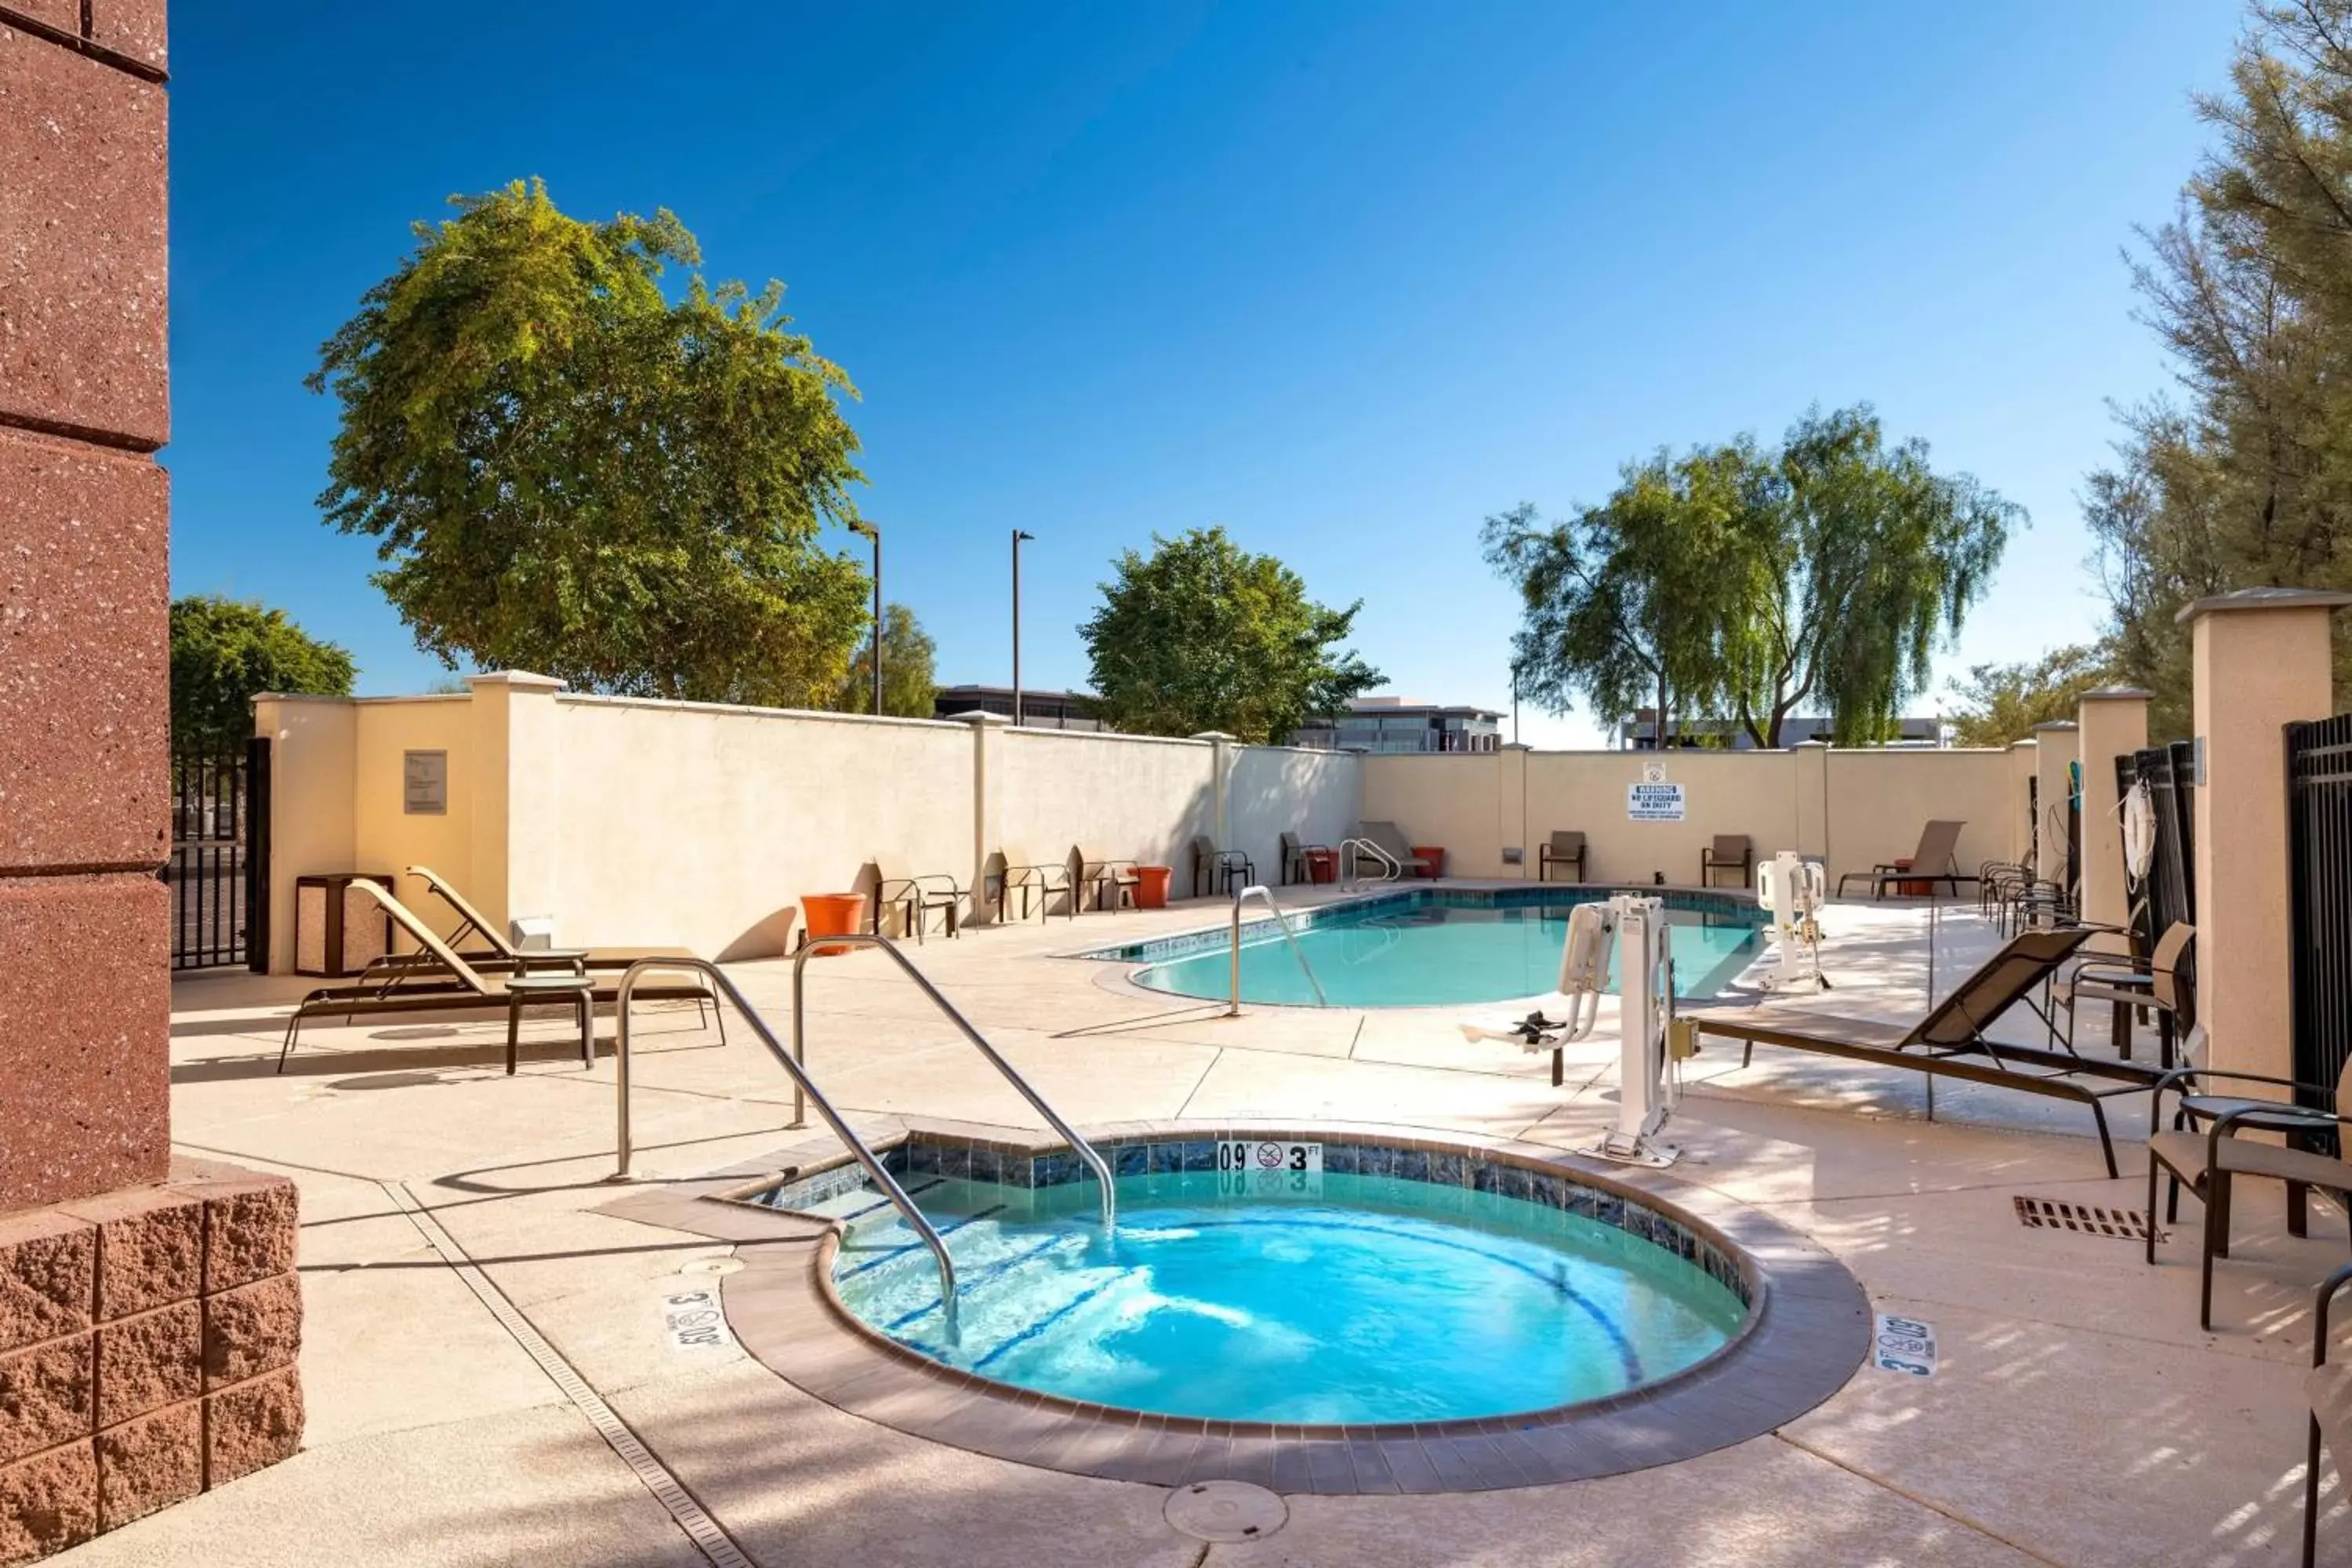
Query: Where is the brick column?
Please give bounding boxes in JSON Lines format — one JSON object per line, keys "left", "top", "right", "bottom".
{"left": 2, "top": 11, "right": 304, "bottom": 1558}
{"left": 2074, "top": 687, "right": 2151, "bottom": 956}
{"left": 2183, "top": 588, "right": 2352, "bottom": 1085}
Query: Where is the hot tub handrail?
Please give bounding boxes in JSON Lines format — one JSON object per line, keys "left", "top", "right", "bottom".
{"left": 1337, "top": 836, "right": 1401, "bottom": 890}
{"left": 790, "top": 933, "right": 1116, "bottom": 1229}
{"left": 1229, "top": 884, "right": 1328, "bottom": 1014}
{"left": 611, "top": 956, "right": 959, "bottom": 1317}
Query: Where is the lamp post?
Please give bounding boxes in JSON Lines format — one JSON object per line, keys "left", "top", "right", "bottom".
{"left": 849, "top": 520, "right": 881, "bottom": 715}
{"left": 1012, "top": 529, "right": 1035, "bottom": 727}
{"left": 1511, "top": 660, "right": 1520, "bottom": 747}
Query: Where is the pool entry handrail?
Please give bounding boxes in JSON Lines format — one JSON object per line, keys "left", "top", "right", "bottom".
{"left": 1228, "top": 884, "right": 1328, "bottom": 1014}
{"left": 610, "top": 956, "right": 960, "bottom": 1316}
{"left": 789, "top": 934, "right": 1117, "bottom": 1229}
{"left": 1337, "top": 835, "right": 1402, "bottom": 890}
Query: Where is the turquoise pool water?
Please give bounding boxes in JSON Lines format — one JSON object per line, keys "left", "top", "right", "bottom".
{"left": 825, "top": 1167, "right": 1747, "bottom": 1425}
{"left": 1129, "top": 893, "right": 1766, "bottom": 1008}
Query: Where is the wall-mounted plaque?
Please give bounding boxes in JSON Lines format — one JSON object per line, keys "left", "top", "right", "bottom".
{"left": 403, "top": 750, "right": 448, "bottom": 815}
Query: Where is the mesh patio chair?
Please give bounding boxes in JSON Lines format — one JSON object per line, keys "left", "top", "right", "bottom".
{"left": 1699, "top": 834, "right": 1753, "bottom": 888}
{"left": 1537, "top": 830, "right": 1587, "bottom": 884}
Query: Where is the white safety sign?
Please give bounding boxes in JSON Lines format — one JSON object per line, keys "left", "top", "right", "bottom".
{"left": 1628, "top": 782, "right": 1686, "bottom": 822}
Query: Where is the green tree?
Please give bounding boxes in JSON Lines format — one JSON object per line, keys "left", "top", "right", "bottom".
{"left": 170, "top": 595, "right": 356, "bottom": 754}
{"left": 309, "top": 179, "right": 871, "bottom": 707}
{"left": 1945, "top": 642, "right": 2115, "bottom": 747}
{"left": 833, "top": 603, "right": 939, "bottom": 718}
{"left": 1080, "top": 527, "right": 1381, "bottom": 742}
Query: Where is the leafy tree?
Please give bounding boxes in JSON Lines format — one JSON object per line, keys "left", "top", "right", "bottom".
{"left": 1487, "top": 406, "right": 2016, "bottom": 746}
{"left": 1946, "top": 642, "right": 2115, "bottom": 747}
{"left": 1080, "top": 527, "right": 1381, "bottom": 742}
{"left": 2089, "top": 1, "right": 2352, "bottom": 731}
{"left": 309, "top": 179, "right": 871, "bottom": 707}
{"left": 169, "top": 595, "right": 356, "bottom": 754}
{"left": 833, "top": 603, "right": 939, "bottom": 718}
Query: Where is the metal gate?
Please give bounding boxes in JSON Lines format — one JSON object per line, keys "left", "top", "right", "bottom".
{"left": 2117, "top": 742, "right": 2198, "bottom": 949}
{"left": 165, "top": 739, "right": 268, "bottom": 971}
{"left": 2288, "top": 713, "right": 2352, "bottom": 1094}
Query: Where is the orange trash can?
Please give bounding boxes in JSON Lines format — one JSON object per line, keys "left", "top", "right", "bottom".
{"left": 1134, "top": 865, "right": 1173, "bottom": 909}
{"left": 800, "top": 891, "right": 868, "bottom": 956}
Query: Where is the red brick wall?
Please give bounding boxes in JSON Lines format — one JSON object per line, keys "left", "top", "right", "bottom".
{"left": 0, "top": 4, "right": 172, "bottom": 1212}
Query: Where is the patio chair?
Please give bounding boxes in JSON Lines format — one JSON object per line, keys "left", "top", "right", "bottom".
{"left": 870, "top": 854, "right": 964, "bottom": 942}
{"left": 1279, "top": 830, "right": 1332, "bottom": 886}
{"left": 2147, "top": 1041, "right": 2352, "bottom": 1328}
{"left": 1351, "top": 820, "right": 1439, "bottom": 879}
{"left": 407, "top": 864, "right": 700, "bottom": 974}
{"left": 2303, "top": 1264, "right": 2352, "bottom": 1566}
{"left": 1537, "top": 830, "right": 1587, "bottom": 884}
{"left": 1686, "top": 925, "right": 2165, "bottom": 1177}
{"left": 2053, "top": 920, "right": 2193, "bottom": 1066}
{"left": 1191, "top": 835, "right": 1254, "bottom": 898}
{"left": 997, "top": 845, "right": 1075, "bottom": 923}
{"left": 1835, "top": 821, "right": 1973, "bottom": 900}
{"left": 277, "top": 880, "right": 714, "bottom": 1076}
{"left": 1700, "top": 834, "right": 1753, "bottom": 889}
{"left": 1079, "top": 846, "right": 1142, "bottom": 913}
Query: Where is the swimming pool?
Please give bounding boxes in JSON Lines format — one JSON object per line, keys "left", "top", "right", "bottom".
{"left": 801, "top": 1142, "right": 1749, "bottom": 1426}
{"left": 1100, "top": 887, "right": 1766, "bottom": 1008}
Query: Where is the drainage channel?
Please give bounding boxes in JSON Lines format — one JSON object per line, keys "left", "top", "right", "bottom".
{"left": 380, "top": 1181, "right": 757, "bottom": 1568}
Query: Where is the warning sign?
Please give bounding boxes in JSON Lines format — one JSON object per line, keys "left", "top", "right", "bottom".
{"left": 1628, "top": 782, "right": 1686, "bottom": 822}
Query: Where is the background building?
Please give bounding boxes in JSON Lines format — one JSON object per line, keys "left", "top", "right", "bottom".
{"left": 1293, "top": 697, "right": 1503, "bottom": 753}
{"left": 1615, "top": 712, "right": 1951, "bottom": 750}
{"left": 933, "top": 684, "right": 1109, "bottom": 731}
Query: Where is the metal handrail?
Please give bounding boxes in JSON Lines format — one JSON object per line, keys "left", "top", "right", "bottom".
{"left": 1228, "top": 884, "right": 1328, "bottom": 1015}
{"left": 790, "top": 934, "right": 1116, "bottom": 1229}
{"left": 1337, "top": 835, "right": 1402, "bottom": 890}
{"left": 611, "top": 957, "right": 959, "bottom": 1318}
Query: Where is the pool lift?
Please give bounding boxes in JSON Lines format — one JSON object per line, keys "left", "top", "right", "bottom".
{"left": 1456, "top": 894, "right": 1686, "bottom": 1168}
{"left": 1755, "top": 850, "right": 1831, "bottom": 995}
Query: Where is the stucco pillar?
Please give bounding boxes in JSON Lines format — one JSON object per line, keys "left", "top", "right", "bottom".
{"left": 464, "top": 672, "right": 566, "bottom": 941}
{"left": 1191, "top": 731, "right": 1237, "bottom": 852}
{"left": 2075, "top": 688, "right": 2151, "bottom": 956}
{"left": 2030, "top": 720, "right": 2077, "bottom": 885}
{"left": 1791, "top": 742, "right": 1830, "bottom": 864}
{"left": 961, "top": 711, "right": 1009, "bottom": 925}
{"left": 1500, "top": 742, "right": 1531, "bottom": 877}
{"left": 2183, "top": 588, "right": 2352, "bottom": 1085}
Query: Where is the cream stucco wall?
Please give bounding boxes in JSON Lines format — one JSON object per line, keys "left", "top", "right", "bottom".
{"left": 350, "top": 696, "right": 477, "bottom": 946}
{"left": 1227, "top": 745, "right": 1360, "bottom": 888}
{"left": 994, "top": 728, "right": 1218, "bottom": 898}
{"left": 251, "top": 695, "right": 356, "bottom": 976}
{"left": 1819, "top": 749, "right": 2020, "bottom": 886}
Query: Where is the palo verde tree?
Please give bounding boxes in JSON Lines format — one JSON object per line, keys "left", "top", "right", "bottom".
{"left": 309, "top": 179, "right": 872, "bottom": 706}
{"left": 832, "top": 603, "right": 939, "bottom": 718}
{"left": 1080, "top": 527, "right": 1382, "bottom": 743}
{"left": 1487, "top": 405, "right": 2016, "bottom": 746}
{"left": 169, "top": 595, "right": 356, "bottom": 755}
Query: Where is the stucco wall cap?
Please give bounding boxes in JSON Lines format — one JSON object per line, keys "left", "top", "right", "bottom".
{"left": 2030, "top": 720, "right": 2079, "bottom": 732}
{"left": 463, "top": 671, "right": 567, "bottom": 692}
{"left": 2175, "top": 586, "right": 2352, "bottom": 624}
{"left": 2079, "top": 686, "right": 2155, "bottom": 702}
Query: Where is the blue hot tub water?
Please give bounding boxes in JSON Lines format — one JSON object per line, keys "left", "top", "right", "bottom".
{"left": 1115, "top": 889, "right": 1768, "bottom": 1009}
{"left": 815, "top": 1163, "right": 1748, "bottom": 1426}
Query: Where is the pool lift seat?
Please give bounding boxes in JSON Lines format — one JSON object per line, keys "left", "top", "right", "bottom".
{"left": 1756, "top": 851, "right": 1831, "bottom": 996}
{"left": 1457, "top": 896, "right": 1688, "bottom": 1167}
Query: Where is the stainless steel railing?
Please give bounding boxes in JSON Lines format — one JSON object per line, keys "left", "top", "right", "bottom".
{"left": 1337, "top": 835, "right": 1403, "bottom": 890}
{"left": 1227, "top": 884, "right": 1327, "bottom": 1015}
{"left": 611, "top": 956, "right": 960, "bottom": 1316}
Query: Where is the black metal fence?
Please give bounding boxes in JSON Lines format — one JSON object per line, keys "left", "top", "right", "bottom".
{"left": 2117, "top": 742, "right": 2198, "bottom": 951}
{"left": 2288, "top": 713, "right": 2352, "bottom": 1094}
{"left": 165, "top": 741, "right": 267, "bottom": 971}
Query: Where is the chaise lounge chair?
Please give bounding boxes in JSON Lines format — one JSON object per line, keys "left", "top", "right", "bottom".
{"left": 1192, "top": 835, "right": 1254, "bottom": 898}
{"left": 408, "top": 865, "right": 699, "bottom": 973}
{"left": 1835, "top": 820, "right": 1973, "bottom": 900}
{"left": 278, "top": 880, "right": 717, "bottom": 1076}
{"left": 1349, "top": 821, "right": 1438, "bottom": 879}
{"left": 1686, "top": 925, "right": 2165, "bottom": 1176}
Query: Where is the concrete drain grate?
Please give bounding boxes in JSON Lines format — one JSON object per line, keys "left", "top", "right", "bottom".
{"left": 1164, "top": 1479, "right": 1288, "bottom": 1543}
{"left": 2013, "top": 1194, "right": 2161, "bottom": 1242}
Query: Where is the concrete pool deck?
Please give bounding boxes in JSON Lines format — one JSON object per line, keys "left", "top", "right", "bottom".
{"left": 58, "top": 890, "right": 2348, "bottom": 1566}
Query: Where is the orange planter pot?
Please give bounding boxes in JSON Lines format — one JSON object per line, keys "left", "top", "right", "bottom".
{"left": 800, "top": 891, "right": 868, "bottom": 956}
{"left": 1412, "top": 845, "right": 1446, "bottom": 878}
{"left": 1134, "top": 865, "right": 1173, "bottom": 909}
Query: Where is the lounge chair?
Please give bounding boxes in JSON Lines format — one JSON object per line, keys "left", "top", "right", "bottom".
{"left": 1351, "top": 820, "right": 1439, "bottom": 879}
{"left": 1836, "top": 820, "right": 1973, "bottom": 899}
{"left": 2304, "top": 1265, "right": 2352, "bottom": 1566}
{"left": 278, "top": 880, "right": 715, "bottom": 1075}
{"left": 998, "top": 846, "right": 1075, "bottom": 923}
{"left": 871, "top": 854, "right": 964, "bottom": 942}
{"left": 1537, "top": 830, "right": 1587, "bottom": 884}
{"left": 1686, "top": 926, "right": 2165, "bottom": 1176}
{"left": 2053, "top": 920, "right": 2193, "bottom": 1066}
{"left": 1279, "top": 830, "right": 1332, "bottom": 886}
{"left": 407, "top": 865, "right": 698, "bottom": 972}
{"left": 1191, "top": 836, "right": 1254, "bottom": 898}
{"left": 1079, "top": 846, "right": 1141, "bottom": 913}
{"left": 2147, "top": 1038, "right": 2352, "bottom": 1328}
{"left": 1699, "top": 834, "right": 1753, "bottom": 889}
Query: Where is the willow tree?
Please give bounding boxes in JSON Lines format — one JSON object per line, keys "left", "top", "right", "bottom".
{"left": 309, "top": 180, "right": 872, "bottom": 706}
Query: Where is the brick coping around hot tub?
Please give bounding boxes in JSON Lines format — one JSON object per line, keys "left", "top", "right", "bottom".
{"left": 597, "top": 1116, "right": 1867, "bottom": 1495}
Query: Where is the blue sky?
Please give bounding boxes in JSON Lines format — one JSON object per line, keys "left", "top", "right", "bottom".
{"left": 170, "top": 0, "right": 2240, "bottom": 746}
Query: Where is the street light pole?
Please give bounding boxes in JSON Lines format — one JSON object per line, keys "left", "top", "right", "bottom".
{"left": 1511, "top": 661, "right": 1520, "bottom": 746}
{"left": 850, "top": 521, "right": 881, "bottom": 715}
{"left": 1012, "top": 529, "right": 1034, "bottom": 727}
